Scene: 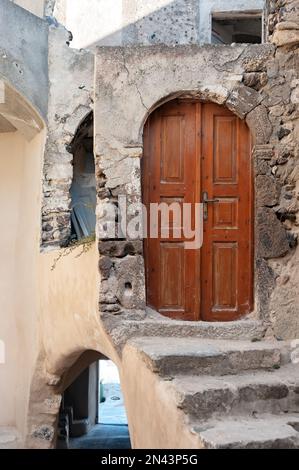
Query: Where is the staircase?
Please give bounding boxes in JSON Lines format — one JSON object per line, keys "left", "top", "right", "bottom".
{"left": 129, "top": 336, "right": 299, "bottom": 448}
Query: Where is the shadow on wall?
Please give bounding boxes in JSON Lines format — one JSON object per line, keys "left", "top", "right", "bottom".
{"left": 62, "top": 0, "right": 265, "bottom": 50}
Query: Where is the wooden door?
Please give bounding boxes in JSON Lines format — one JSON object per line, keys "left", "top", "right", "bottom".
{"left": 142, "top": 100, "right": 253, "bottom": 321}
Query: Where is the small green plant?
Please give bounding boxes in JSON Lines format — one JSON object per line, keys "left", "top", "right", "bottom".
{"left": 51, "top": 232, "right": 96, "bottom": 271}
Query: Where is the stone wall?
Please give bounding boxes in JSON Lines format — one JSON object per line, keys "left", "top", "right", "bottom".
{"left": 45, "top": 1, "right": 202, "bottom": 49}
{"left": 121, "top": 0, "right": 201, "bottom": 46}
{"left": 1, "top": 1, "right": 95, "bottom": 249}
{"left": 265, "top": 0, "right": 299, "bottom": 337}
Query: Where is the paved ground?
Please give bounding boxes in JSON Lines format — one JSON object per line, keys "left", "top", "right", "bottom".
{"left": 69, "top": 424, "right": 131, "bottom": 449}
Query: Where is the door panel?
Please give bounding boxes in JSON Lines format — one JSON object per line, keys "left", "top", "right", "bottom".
{"left": 160, "top": 242, "right": 185, "bottom": 310}
{"left": 213, "top": 116, "right": 237, "bottom": 183}
{"left": 213, "top": 198, "right": 238, "bottom": 229}
{"left": 142, "top": 101, "right": 253, "bottom": 322}
{"left": 143, "top": 101, "right": 199, "bottom": 320}
{"left": 212, "top": 242, "right": 237, "bottom": 310}
{"left": 201, "top": 104, "right": 253, "bottom": 321}
{"left": 161, "top": 115, "right": 184, "bottom": 182}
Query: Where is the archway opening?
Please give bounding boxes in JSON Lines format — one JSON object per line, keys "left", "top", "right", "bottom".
{"left": 142, "top": 99, "right": 253, "bottom": 322}
{"left": 56, "top": 351, "right": 131, "bottom": 449}
{"left": 70, "top": 112, "right": 96, "bottom": 243}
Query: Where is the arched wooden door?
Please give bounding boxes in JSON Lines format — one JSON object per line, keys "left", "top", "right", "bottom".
{"left": 142, "top": 100, "right": 253, "bottom": 321}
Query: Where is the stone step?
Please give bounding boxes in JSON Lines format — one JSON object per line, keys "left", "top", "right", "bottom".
{"left": 172, "top": 364, "right": 299, "bottom": 420}
{"left": 130, "top": 337, "right": 282, "bottom": 376}
{"left": 191, "top": 414, "right": 299, "bottom": 449}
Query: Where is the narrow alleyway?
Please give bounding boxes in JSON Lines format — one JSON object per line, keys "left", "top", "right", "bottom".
{"left": 68, "top": 360, "right": 131, "bottom": 449}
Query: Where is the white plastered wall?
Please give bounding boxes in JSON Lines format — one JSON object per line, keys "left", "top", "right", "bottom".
{"left": 199, "top": 0, "right": 265, "bottom": 43}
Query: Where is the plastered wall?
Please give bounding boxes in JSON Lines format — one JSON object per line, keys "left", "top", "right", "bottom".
{"left": 0, "top": 129, "right": 45, "bottom": 436}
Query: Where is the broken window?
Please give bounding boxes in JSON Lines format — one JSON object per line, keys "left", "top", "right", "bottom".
{"left": 212, "top": 13, "right": 263, "bottom": 44}
{"left": 70, "top": 112, "right": 96, "bottom": 241}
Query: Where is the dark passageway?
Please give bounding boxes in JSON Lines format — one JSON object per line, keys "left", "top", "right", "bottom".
{"left": 57, "top": 356, "right": 131, "bottom": 449}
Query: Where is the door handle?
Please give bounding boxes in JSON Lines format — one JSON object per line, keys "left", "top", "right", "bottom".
{"left": 202, "top": 191, "right": 219, "bottom": 221}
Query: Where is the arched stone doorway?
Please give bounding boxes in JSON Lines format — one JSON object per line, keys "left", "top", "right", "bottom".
{"left": 142, "top": 99, "right": 253, "bottom": 321}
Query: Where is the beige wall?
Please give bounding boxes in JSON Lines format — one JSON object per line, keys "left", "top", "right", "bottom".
{"left": 10, "top": 0, "right": 45, "bottom": 17}
{"left": 0, "top": 132, "right": 24, "bottom": 427}
{"left": 25, "top": 243, "right": 113, "bottom": 449}
{"left": 0, "top": 129, "right": 45, "bottom": 436}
